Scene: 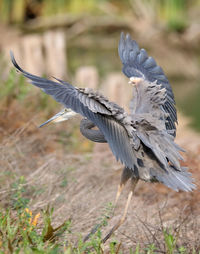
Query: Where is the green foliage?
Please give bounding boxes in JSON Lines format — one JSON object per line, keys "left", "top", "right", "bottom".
{"left": 145, "top": 243, "right": 157, "bottom": 254}
{"left": 0, "top": 0, "right": 103, "bottom": 24}
{"left": 0, "top": 204, "right": 120, "bottom": 253}
{"left": 0, "top": 65, "right": 59, "bottom": 118}
{"left": 0, "top": 68, "right": 29, "bottom": 102}
{"left": 158, "top": 0, "right": 188, "bottom": 32}
{"left": 0, "top": 196, "right": 199, "bottom": 253}
{"left": 99, "top": 202, "right": 114, "bottom": 227}
{"left": 42, "top": 0, "right": 101, "bottom": 16}
{"left": 42, "top": 206, "right": 72, "bottom": 242}
{"left": 11, "top": 0, "right": 25, "bottom": 23}
{"left": 76, "top": 231, "right": 104, "bottom": 253}
{"left": 164, "top": 229, "right": 176, "bottom": 254}
{"left": 59, "top": 176, "right": 68, "bottom": 188}
{"left": 178, "top": 246, "right": 187, "bottom": 254}
{"left": 0, "top": 206, "right": 71, "bottom": 253}
{"left": 130, "top": 243, "right": 157, "bottom": 254}
{"left": 0, "top": 0, "right": 12, "bottom": 23}
{"left": 66, "top": 0, "right": 101, "bottom": 14}
{"left": 132, "top": 244, "right": 140, "bottom": 254}
{"left": 178, "top": 82, "right": 200, "bottom": 131}
{"left": 10, "top": 176, "right": 30, "bottom": 211}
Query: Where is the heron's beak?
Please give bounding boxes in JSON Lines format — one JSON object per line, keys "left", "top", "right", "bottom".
{"left": 39, "top": 108, "right": 77, "bottom": 128}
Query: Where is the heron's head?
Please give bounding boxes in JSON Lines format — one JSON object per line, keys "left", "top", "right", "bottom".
{"left": 39, "top": 108, "right": 77, "bottom": 128}
{"left": 128, "top": 77, "right": 143, "bottom": 86}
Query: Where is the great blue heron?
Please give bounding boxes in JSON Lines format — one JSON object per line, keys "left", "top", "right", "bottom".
{"left": 11, "top": 33, "right": 195, "bottom": 242}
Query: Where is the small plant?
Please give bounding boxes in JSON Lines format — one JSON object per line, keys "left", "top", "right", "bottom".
{"left": 99, "top": 202, "right": 114, "bottom": 227}
{"left": 84, "top": 202, "right": 115, "bottom": 242}
{"left": 22, "top": 207, "right": 40, "bottom": 228}
{"left": 130, "top": 244, "right": 140, "bottom": 254}
{"left": 42, "top": 206, "right": 72, "bottom": 242}
{"left": 164, "top": 229, "right": 176, "bottom": 254}
{"left": 178, "top": 246, "right": 187, "bottom": 254}
{"left": 145, "top": 243, "right": 157, "bottom": 254}
{"left": 10, "top": 176, "right": 30, "bottom": 211}
{"left": 0, "top": 206, "right": 71, "bottom": 253}
{"left": 109, "top": 240, "right": 121, "bottom": 254}
{"left": 0, "top": 68, "right": 30, "bottom": 102}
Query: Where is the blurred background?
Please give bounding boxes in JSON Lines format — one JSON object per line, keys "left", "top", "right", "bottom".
{"left": 0, "top": 1, "right": 200, "bottom": 252}
{"left": 0, "top": 0, "right": 200, "bottom": 130}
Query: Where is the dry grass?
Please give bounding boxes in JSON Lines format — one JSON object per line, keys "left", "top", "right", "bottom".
{"left": 0, "top": 101, "right": 200, "bottom": 253}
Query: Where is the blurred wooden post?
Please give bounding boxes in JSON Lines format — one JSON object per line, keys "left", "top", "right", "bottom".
{"left": 22, "top": 34, "right": 44, "bottom": 75}
{"left": 101, "top": 72, "right": 132, "bottom": 112}
{"left": 43, "top": 30, "right": 67, "bottom": 78}
{"left": 75, "top": 66, "right": 99, "bottom": 89}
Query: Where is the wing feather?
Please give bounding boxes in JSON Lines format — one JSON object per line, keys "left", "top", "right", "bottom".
{"left": 134, "top": 118, "right": 184, "bottom": 172}
{"left": 11, "top": 53, "right": 136, "bottom": 170}
{"left": 118, "top": 33, "right": 177, "bottom": 136}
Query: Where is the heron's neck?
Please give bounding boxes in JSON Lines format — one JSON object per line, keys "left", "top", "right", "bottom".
{"left": 80, "top": 118, "right": 107, "bottom": 143}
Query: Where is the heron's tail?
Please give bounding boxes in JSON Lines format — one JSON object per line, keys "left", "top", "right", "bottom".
{"left": 155, "top": 166, "right": 196, "bottom": 192}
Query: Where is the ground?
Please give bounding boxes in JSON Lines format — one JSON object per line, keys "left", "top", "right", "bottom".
{"left": 0, "top": 102, "right": 200, "bottom": 252}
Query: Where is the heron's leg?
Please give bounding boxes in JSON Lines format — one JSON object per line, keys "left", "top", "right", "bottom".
{"left": 103, "top": 178, "right": 139, "bottom": 243}
{"left": 115, "top": 167, "right": 132, "bottom": 206}
{"left": 84, "top": 168, "right": 133, "bottom": 242}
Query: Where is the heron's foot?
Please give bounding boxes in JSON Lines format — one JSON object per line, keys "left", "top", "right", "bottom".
{"left": 84, "top": 202, "right": 114, "bottom": 242}
{"left": 83, "top": 223, "right": 102, "bottom": 242}
{"left": 84, "top": 178, "right": 138, "bottom": 243}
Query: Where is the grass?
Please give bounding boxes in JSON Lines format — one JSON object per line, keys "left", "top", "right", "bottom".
{"left": 1, "top": 204, "right": 199, "bottom": 253}
{"left": 0, "top": 206, "right": 71, "bottom": 253}
{"left": 0, "top": 68, "right": 28, "bottom": 102}
{"left": 0, "top": 129, "right": 198, "bottom": 252}
{"left": 0, "top": 66, "right": 58, "bottom": 119}
{"left": 0, "top": 201, "right": 118, "bottom": 253}
{"left": 0, "top": 50, "right": 200, "bottom": 253}
{"left": 0, "top": 165, "right": 199, "bottom": 253}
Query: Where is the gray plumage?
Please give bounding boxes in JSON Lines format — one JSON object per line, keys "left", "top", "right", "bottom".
{"left": 119, "top": 33, "right": 177, "bottom": 135}
{"left": 10, "top": 33, "right": 195, "bottom": 192}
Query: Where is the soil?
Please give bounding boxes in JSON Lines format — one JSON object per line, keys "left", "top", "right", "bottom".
{"left": 1, "top": 104, "right": 200, "bottom": 252}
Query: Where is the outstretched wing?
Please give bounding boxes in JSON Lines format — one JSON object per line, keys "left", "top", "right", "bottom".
{"left": 118, "top": 36, "right": 194, "bottom": 191}
{"left": 118, "top": 33, "right": 177, "bottom": 135}
{"left": 11, "top": 53, "right": 137, "bottom": 170}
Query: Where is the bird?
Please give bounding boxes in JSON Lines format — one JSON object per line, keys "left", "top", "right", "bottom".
{"left": 11, "top": 32, "right": 195, "bottom": 242}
